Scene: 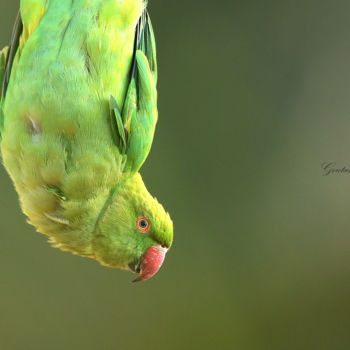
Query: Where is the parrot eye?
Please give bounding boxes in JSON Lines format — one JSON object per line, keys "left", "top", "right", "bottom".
{"left": 136, "top": 217, "right": 151, "bottom": 233}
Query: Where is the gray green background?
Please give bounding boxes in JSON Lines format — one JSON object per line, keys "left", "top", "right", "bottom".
{"left": 1, "top": 0, "right": 350, "bottom": 349}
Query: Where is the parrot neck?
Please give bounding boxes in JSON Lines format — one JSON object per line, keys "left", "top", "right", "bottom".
{"left": 92, "top": 174, "right": 133, "bottom": 235}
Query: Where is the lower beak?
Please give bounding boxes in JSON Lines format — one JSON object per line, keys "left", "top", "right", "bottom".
{"left": 132, "top": 245, "right": 168, "bottom": 282}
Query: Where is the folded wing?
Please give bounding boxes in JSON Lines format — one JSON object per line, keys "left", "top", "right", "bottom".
{"left": 109, "top": 11, "right": 158, "bottom": 174}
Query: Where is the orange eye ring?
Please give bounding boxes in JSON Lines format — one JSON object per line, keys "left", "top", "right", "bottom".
{"left": 136, "top": 216, "right": 151, "bottom": 233}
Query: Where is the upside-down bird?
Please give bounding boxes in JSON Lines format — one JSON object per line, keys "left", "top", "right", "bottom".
{"left": 0, "top": 0, "right": 173, "bottom": 282}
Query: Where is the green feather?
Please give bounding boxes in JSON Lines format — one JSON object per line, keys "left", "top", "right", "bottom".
{"left": 121, "top": 13, "right": 158, "bottom": 174}
{"left": 109, "top": 94, "right": 127, "bottom": 154}
{"left": 0, "top": 47, "right": 9, "bottom": 97}
{"left": 2, "top": 12, "right": 22, "bottom": 99}
{"left": 0, "top": 46, "right": 9, "bottom": 136}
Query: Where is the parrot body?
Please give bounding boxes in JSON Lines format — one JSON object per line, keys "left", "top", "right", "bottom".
{"left": 0, "top": 0, "right": 173, "bottom": 281}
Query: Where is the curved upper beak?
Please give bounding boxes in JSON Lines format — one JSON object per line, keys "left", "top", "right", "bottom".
{"left": 131, "top": 245, "right": 168, "bottom": 282}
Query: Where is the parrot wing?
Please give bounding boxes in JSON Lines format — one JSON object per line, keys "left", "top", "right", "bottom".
{"left": 110, "top": 11, "right": 158, "bottom": 174}
{"left": 0, "top": 11, "right": 22, "bottom": 137}
{"left": 0, "top": 46, "right": 8, "bottom": 137}
{"left": 2, "top": 1, "right": 48, "bottom": 101}
{"left": 0, "top": 46, "right": 9, "bottom": 99}
{"left": 1, "top": 12, "right": 22, "bottom": 100}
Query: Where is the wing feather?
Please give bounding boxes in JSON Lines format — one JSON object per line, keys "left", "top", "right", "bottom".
{"left": 122, "top": 11, "right": 158, "bottom": 174}
{"left": 2, "top": 11, "right": 23, "bottom": 99}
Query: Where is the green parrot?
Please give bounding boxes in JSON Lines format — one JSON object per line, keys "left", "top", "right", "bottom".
{"left": 0, "top": 0, "right": 173, "bottom": 282}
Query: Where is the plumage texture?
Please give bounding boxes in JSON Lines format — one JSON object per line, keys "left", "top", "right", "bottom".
{"left": 0, "top": 0, "right": 173, "bottom": 279}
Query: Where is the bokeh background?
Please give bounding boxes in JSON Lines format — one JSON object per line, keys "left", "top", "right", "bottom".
{"left": 1, "top": 0, "right": 350, "bottom": 349}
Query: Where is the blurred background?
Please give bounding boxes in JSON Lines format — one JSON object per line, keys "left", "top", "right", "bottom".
{"left": 1, "top": 0, "right": 350, "bottom": 349}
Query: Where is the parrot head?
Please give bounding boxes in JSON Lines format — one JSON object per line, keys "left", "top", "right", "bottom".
{"left": 92, "top": 173, "right": 173, "bottom": 282}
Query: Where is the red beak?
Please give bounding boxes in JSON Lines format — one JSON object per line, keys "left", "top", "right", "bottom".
{"left": 132, "top": 245, "right": 167, "bottom": 282}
